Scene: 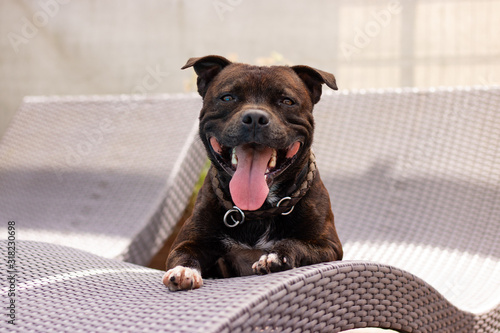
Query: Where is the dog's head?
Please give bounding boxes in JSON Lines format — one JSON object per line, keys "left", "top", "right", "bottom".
{"left": 182, "top": 55, "right": 337, "bottom": 211}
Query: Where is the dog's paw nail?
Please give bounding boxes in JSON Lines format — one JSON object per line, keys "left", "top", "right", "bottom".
{"left": 163, "top": 266, "right": 203, "bottom": 291}
{"left": 252, "top": 253, "right": 290, "bottom": 275}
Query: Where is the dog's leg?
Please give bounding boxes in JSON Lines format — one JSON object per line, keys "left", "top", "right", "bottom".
{"left": 252, "top": 253, "right": 292, "bottom": 274}
{"left": 163, "top": 238, "right": 208, "bottom": 291}
{"left": 162, "top": 266, "right": 203, "bottom": 291}
{"left": 252, "top": 238, "right": 342, "bottom": 275}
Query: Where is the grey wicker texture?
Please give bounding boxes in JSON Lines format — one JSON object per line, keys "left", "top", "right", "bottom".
{"left": 1, "top": 87, "right": 499, "bottom": 332}
{"left": 0, "top": 94, "right": 206, "bottom": 266}
{"left": 0, "top": 241, "right": 477, "bottom": 332}
{"left": 313, "top": 87, "right": 500, "bottom": 318}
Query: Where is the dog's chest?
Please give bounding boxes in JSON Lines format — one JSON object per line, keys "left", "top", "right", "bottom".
{"left": 223, "top": 223, "right": 276, "bottom": 251}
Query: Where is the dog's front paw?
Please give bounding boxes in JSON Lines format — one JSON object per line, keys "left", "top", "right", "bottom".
{"left": 252, "top": 253, "right": 292, "bottom": 275}
{"left": 162, "top": 266, "right": 203, "bottom": 291}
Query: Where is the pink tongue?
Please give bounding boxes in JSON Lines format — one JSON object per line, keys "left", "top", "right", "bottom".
{"left": 229, "top": 145, "right": 274, "bottom": 211}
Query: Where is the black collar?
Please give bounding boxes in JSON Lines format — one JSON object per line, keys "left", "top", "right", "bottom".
{"left": 210, "top": 151, "right": 318, "bottom": 227}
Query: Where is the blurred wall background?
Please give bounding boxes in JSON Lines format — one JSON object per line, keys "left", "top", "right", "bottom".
{"left": 1, "top": 0, "right": 499, "bottom": 139}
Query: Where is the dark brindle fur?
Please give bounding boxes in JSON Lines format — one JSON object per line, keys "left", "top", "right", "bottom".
{"left": 163, "top": 55, "right": 342, "bottom": 291}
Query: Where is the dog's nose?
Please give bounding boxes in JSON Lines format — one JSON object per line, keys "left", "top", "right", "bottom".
{"left": 241, "top": 109, "right": 270, "bottom": 127}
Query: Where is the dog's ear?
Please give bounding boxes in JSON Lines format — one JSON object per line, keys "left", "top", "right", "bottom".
{"left": 291, "top": 65, "right": 338, "bottom": 104}
{"left": 182, "top": 55, "right": 232, "bottom": 97}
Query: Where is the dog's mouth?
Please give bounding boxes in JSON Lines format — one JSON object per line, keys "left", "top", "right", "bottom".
{"left": 209, "top": 137, "right": 301, "bottom": 211}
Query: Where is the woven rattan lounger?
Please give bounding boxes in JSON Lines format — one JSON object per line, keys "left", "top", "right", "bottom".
{"left": 0, "top": 94, "right": 206, "bottom": 266}
{"left": 1, "top": 87, "right": 499, "bottom": 332}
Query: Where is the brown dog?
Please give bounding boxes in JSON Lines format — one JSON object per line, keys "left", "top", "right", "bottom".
{"left": 163, "top": 55, "right": 343, "bottom": 291}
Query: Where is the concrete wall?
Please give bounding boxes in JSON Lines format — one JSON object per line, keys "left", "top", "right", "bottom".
{"left": 1, "top": 0, "right": 499, "bottom": 138}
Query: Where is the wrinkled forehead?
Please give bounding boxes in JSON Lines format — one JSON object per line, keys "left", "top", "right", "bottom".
{"left": 209, "top": 64, "right": 307, "bottom": 97}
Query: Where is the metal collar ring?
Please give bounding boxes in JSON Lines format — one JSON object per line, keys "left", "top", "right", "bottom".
{"left": 223, "top": 206, "right": 245, "bottom": 228}
{"left": 276, "top": 196, "right": 295, "bottom": 215}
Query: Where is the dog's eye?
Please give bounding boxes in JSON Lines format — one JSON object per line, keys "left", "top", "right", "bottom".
{"left": 281, "top": 98, "right": 295, "bottom": 106}
{"left": 221, "top": 94, "right": 235, "bottom": 102}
